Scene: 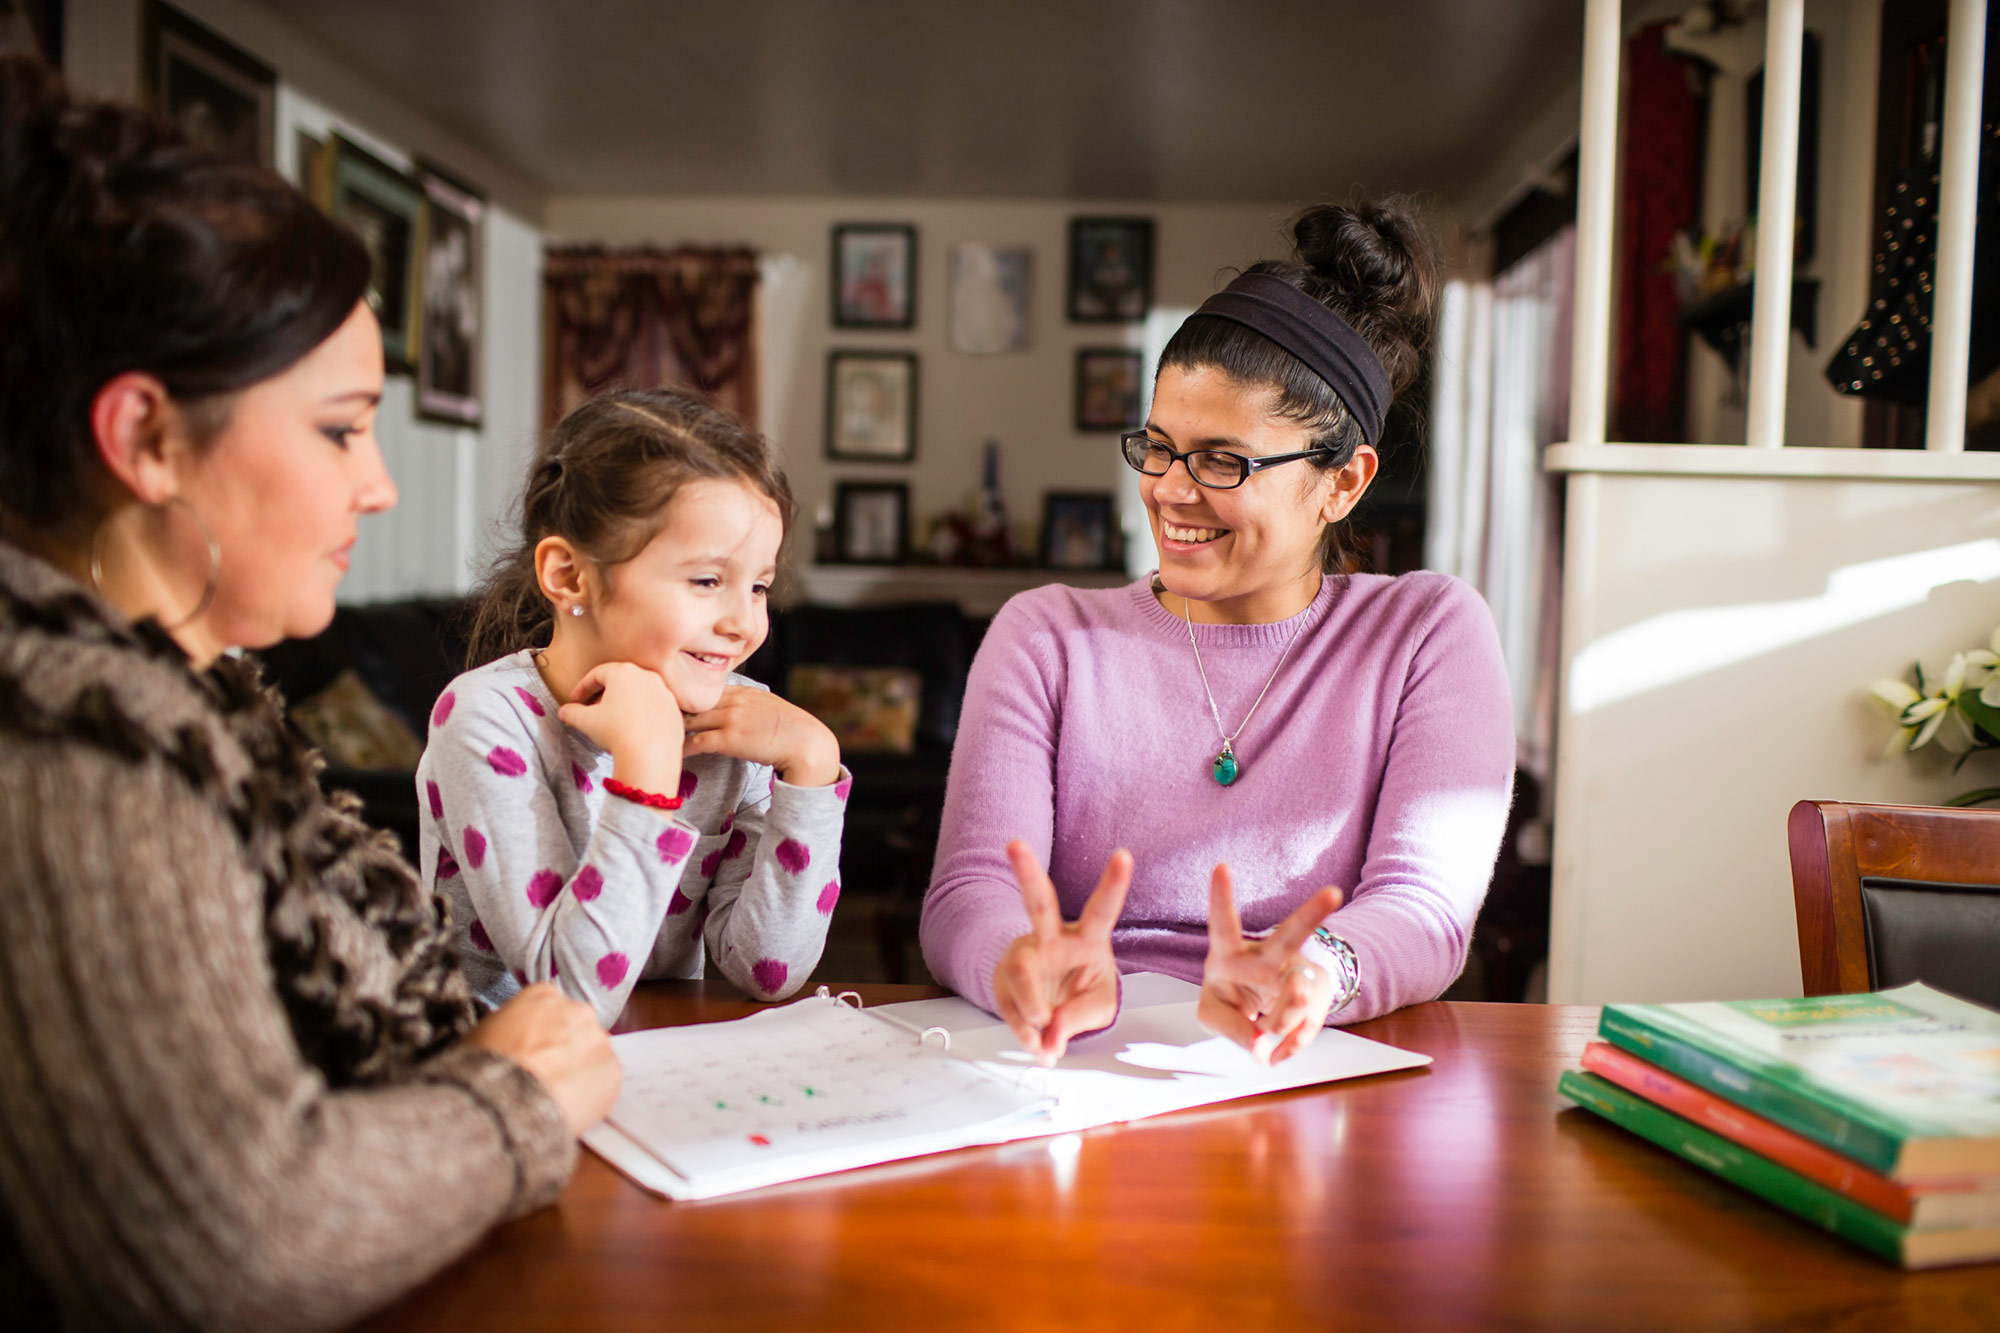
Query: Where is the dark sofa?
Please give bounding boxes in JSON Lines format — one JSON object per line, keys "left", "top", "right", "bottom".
{"left": 253, "top": 597, "right": 982, "bottom": 980}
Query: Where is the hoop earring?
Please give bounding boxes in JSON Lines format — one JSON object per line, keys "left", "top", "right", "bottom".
{"left": 89, "top": 496, "right": 222, "bottom": 633}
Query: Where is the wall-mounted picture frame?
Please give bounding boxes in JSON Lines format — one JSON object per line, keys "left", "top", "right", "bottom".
{"left": 832, "top": 223, "right": 916, "bottom": 329}
{"left": 1068, "top": 217, "right": 1154, "bottom": 323}
{"left": 832, "top": 481, "right": 911, "bottom": 565}
{"left": 948, "top": 243, "right": 1032, "bottom": 353}
{"left": 323, "top": 134, "right": 426, "bottom": 374}
{"left": 415, "top": 162, "right": 484, "bottom": 426}
{"left": 1074, "top": 348, "right": 1144, "bottom": 431}
{"left": 142, "top": 1, "right": 274, "bottom": 167}
{"left": 826, "top": 351, "right": 917, "bottom": 462}
{"left": 2, "top": 0, "right": 64, "bottom": 64}
{"left": 1040, "top": 491, "right": 1119, "bottom": 571}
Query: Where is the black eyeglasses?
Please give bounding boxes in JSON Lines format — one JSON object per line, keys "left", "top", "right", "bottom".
{"left": 1119, "top": 431, "right": 1335, "bottom": 489}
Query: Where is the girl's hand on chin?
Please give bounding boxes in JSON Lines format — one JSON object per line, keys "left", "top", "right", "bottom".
{"left": 557, "top": 661, "right": 686, "bottom": 795}
{"left": 682, "top": 686, "right": 842, "bottom": 787}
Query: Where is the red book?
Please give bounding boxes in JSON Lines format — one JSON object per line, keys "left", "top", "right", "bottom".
{"left": 1580, "top": 1041, "right": 2000, "bottom": 1230}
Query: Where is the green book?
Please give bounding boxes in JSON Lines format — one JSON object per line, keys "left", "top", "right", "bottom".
{"left": 1559, "top": 1070, "right": 2000, "bottom": 1269}
{"left": 1597, "top": 984, "right": 2000, "bottom": 1180}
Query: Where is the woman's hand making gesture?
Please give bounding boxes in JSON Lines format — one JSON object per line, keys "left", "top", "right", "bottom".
{"left": 990, "top": 840, "right": 1131, "bottom": 1065}
{"left": 1199, "top": 865, "right": 1344, "bottom": 1066}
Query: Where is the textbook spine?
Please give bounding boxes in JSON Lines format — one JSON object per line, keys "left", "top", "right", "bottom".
{"left": 1558, "top": 1070, "right": 1906, "bottom": 1265}
{"left": 1596, "top": 1006, "right": 1906, "bottom": 1175}
{"left": 1580, "top": 1042, "right": 1917, "bottom": 1224}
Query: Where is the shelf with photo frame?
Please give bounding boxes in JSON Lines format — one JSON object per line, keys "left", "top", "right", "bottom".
{"left": 794, "top": 563, "right": 1130, "bottom": 618}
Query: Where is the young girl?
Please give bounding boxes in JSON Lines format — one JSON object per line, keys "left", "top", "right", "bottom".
{"left": 420, "top": 388, "right": 849, "bottom": 1026}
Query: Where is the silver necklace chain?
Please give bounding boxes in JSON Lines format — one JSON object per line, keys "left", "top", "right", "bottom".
{"left": 1178, "top": 590, "right": 1307, "bottom": 749}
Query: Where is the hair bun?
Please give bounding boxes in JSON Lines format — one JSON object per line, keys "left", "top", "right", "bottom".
{"left": 1293, "top": 200, "right": 1432, "bottom": 327}
{"left": 1289, "top": 198, "right": 1439, "bottom": 394}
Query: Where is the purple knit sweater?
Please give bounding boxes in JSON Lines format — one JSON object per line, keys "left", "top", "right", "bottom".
{"left": 919, "top": 571, "right": 1515, "bottom": 1024}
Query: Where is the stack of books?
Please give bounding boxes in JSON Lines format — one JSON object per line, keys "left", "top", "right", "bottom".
{"left": 1559, "top": 982, "right": 2000, "bottom": 1268}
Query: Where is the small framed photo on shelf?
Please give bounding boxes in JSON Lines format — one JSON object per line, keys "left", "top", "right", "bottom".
{"left": 1068, "top": 217, "right": 1154, "bottom": 322}
{"left": 415, "top": 162, "right": 485, "bottom": 426}
{"left": 143, "top": 1, "right": 275, "bottom": 166}
{"left": 826, "top": 351, "right": 917, "bottom": 462}
{"left": 832, "top": 223, "right": 916, "bottom": 328}
{"left": 832, "top": 481, "right": 911, "bottom": 565}
{"left": 1040, "top": 491, "right": 1119, "bottom": 571}
{"left": 1074, "top": 348, "right": 1144, "bottom": 430}
{"left": 948, "top": 243, "right": 1032, "bottom": 353}
{"left": 323, "top": 135, "right": 426, "bottom": 373}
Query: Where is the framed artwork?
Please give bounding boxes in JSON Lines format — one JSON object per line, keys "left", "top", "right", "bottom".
{"left": 415, "top": 162, "right": 485, "bottom": 426}
{"left": 825, "top": 351, "right": 917, "bottom": 462}
{"left": 295, "top": 128, "right": 329, "bottom": 197}
{"left": 325, "top": 135, "right": 425, "bottom": 374}
{"left": 1041, "top": 491, "right": 1119, "bottom": 571}
{"left": 832, "top": 481, "right": 911, "bottom": 565}
{"left": 832, "top": 223, "right": 916, "bottom": 328}
{"left": 948, "top": 243, "right": 1032, "bottom": 353}
{"left": 1074, "top": 348, "right": 1144, "bottom": 431}
{"left": 1068, "top": 217, "right": 1154, "bottom": 322}
{"left": 142, "top": 1, "right": 275, "bottom": 166}
{"left": 1, "top": 0, "right": 63, "bottom": 64}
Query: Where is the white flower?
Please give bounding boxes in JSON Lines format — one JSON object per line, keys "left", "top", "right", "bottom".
{"left": 1939, "top": 707, "right": 1981, "bottom": 755}
{"left": 1872, "top": 663, "right": 1957, "bottom": 754}
{"left": 1870, "top": 678, "right": 1921, "bottom": 717}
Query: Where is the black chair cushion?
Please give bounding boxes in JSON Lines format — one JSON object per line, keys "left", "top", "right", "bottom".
{"left": 1860, "top": 877, "right": 2000, "bottom": 1009}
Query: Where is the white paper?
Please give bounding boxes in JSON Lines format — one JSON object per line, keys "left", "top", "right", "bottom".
{"left": 584, "top": 974, "right": 1431, "bottom": 1200}
{"left": 593, "top": 998, "right": 1050, "bottom": 1198}
{"left": 873, "top": 973, "right": 1432, "bottom": 1133}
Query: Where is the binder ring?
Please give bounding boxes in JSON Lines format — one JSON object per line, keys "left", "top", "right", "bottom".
{"left": 813, "top": 986, "right": 864, "bottom": 1009}
{"left": 919, "top": 1026, "right": 952, "bottom": 1051}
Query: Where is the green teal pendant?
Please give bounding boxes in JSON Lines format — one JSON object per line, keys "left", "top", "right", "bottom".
{"left": 1212, "top": 742, "right": 1240, "bottom": 787}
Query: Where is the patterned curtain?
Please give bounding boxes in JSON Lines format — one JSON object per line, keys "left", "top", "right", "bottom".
{"left": 543, "top": 246, "right": 760, "bottom": 427}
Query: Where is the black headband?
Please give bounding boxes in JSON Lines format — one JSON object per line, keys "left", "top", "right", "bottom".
{"left": 1189, "top": 271, "right": 1391, "bottom": 445}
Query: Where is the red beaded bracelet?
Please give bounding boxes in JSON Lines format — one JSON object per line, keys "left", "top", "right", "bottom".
{"left": 603, "top": 777, "right": 684, "bottom": 811}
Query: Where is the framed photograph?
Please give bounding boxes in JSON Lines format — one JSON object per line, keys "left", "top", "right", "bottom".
{"left": 1040, "top": 492, "right": 1119, "bottom": 571}
{"left": 142, "top": 1, "right": 275, "bottom": 166}
{"left": 415, "top": 162, "right": 485, "bottom": 426}
{"left": 948, "top": 243, "right": 1032, "bottom": 354}
{"left": 833, "top": 481, "right": 911, "bottom": 565}
{"left": 1074, "top": 348, "right": 1144, "bottom": 431}
{"left": 1, "top": 0, "right": 64, "bottom": 64}
{"left": 832, "top": 223, "right": 916, "bottom": 329}
{"left": 325, "top": 135, "right": 426, "bottom": 374}
{"left": 825, "top": 351, "right": 917, "bottom": 462}
{"left": 1068, "top": 217, "right": 1154, "bottom": 323}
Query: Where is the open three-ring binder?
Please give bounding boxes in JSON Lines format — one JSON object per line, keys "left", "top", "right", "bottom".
{"left": 583, "top": 972, "right": 1431, "bottom": 1200}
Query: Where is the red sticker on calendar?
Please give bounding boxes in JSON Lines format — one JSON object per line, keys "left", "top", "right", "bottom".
{"left": 748, "top": 1134, "right": 772, "bottom": 1147}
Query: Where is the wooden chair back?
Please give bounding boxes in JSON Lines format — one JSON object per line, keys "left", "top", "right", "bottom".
{"left": 1787, "top": 799, "right": 2000, "bottom": 997}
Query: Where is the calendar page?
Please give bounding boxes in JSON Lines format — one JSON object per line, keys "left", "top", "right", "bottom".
{"left": 603, "top": 998, "right": 1053, "bottom": 1194}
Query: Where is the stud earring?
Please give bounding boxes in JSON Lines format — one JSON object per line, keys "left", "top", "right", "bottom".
{"left": 570, "top": 604, "right": 585, "bottom": 617}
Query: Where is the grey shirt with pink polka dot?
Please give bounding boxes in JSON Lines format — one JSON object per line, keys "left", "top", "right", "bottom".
{"left": 417, "top": 650, "right": 849, "bottom": 1026}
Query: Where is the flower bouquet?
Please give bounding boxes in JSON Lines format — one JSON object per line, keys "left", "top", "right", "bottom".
{"left": 1869, "top": 626, "right": 2000, "bottom": 806}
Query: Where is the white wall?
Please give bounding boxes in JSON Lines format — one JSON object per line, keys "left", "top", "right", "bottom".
{"left": 60, "top": 0, "right": 548, "bottom": 602}
{"left": 545, "top": 196, "right": 1302, "bottom": 570}
{"left": 1548, "top": 465, "right": 2000, "bottom": 1005}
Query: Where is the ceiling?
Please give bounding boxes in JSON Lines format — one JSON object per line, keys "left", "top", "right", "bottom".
{"left": 260, "top": 0, "right": 1587, "bottom": 203}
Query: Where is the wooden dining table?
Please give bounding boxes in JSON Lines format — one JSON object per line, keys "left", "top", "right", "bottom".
{"left": 358, "top": 981, "right": 2000, "bottom": 1332}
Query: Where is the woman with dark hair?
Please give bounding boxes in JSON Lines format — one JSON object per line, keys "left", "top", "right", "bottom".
{"left": 0, "top": 55, "right": 616, "bottom": 1330}
{"left": 921, "top": 201, "right": 1515, "bottom": 1064}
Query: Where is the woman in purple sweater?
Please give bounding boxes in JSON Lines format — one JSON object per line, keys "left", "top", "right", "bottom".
{"left": 921, "top": 201, "right": 1514, "bottom": 1065}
